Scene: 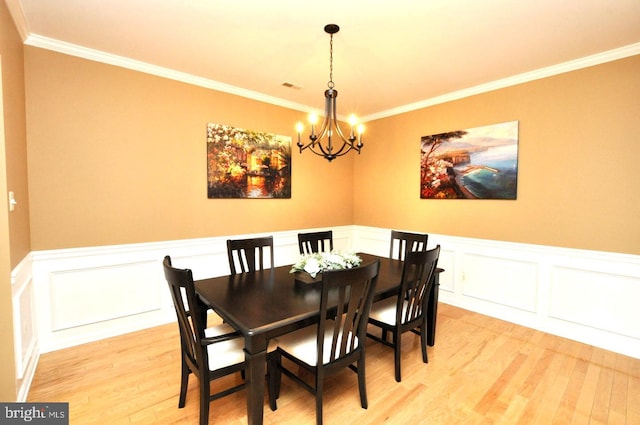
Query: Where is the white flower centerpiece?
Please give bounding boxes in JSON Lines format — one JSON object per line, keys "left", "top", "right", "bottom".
{"left": 290, "top": 251, "right": 363, "bottom": 282}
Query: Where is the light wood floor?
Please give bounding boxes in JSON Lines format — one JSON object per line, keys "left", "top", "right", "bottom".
{"left": 28, "top": 303, "right": 640, "bottom": 424}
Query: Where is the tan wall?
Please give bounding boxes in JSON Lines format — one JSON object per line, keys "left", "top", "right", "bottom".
{"left": 354, "top": 55, "right": 640, "bottom": 255}
{"left": 23, "top": 46, "right": 640, "bottom": 255}
{"left": 24, "top": 47, "right": 354, "bottom": 250}
{"left": 1, "top": 1, "right": 30, "bottom": 268}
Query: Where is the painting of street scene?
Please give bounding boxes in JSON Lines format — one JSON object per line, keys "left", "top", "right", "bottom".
{"left": 420, "top": 121, "right": 518, "bottom": 199}
{"left": 207, "top": 123, "right": 291, "bottom": 198}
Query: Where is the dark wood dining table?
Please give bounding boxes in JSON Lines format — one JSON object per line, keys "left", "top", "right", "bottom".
{"left": 194, "top": 253, "right": 442, "bottom": 425}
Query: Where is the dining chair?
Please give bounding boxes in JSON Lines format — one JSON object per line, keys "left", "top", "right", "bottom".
{"left": 226, "top": 236, "right": 274, "bottom": 274}
{"left": 389, "top": 230, "right": 429, "bottom": 260}
{"left": 298, "top": 230, "right": 333, "bottom": 255}
{"left": 268, "top": 260, "right": 380, "bottom": 425}
{"left": 163, "top": 255, "right": 246, "bottom": 425}
{"left": 367, "top": 246, "right": 440, "bottom": 382}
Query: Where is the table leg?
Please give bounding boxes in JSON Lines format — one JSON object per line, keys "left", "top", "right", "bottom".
{"left": 427, "top": 271, "right": 441, "bottom": 346}
{"left": 245, "top": 337, "right": 268, "bottom": 425}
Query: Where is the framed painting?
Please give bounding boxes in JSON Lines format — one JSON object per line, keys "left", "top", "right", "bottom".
{"left": 420, "top": 121, "right": 518, "bottom": 199}
{"left": 207, "top": 123, "right": 291, "bottom": 198}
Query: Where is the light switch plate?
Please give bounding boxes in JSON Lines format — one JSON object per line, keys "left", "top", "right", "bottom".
{"left": 9, "top": 191, "right": 16, "bottom": 211}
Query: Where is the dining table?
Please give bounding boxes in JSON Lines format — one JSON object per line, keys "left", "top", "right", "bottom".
{"left": 194, "top": 252, "right": 442, "bottom": 425}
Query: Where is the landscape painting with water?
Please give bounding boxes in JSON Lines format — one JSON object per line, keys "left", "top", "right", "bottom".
{"left": 420, "top": 121, "right": 518, "bottom": 199}
{"left": 207, "top": 123, "right": 291, "bottom": 198}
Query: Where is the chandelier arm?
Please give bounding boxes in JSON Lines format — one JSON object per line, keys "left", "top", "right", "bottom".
{"left": 308, "top": 143, "right": 330, "bottom": 157}
{"left": 300, "top": 136, "right": 331, "bottom": 156}
{"left": 328, "top": 95, "right": 355, "bottom": 156}
{"left": 311, "top": 91, "right": 334, "bottom": 149}
{"left": 297, "top": 133, "right": 332, "bottom": 157}
{"left": 297, "top": 113, "right": 331, "bottom": 156}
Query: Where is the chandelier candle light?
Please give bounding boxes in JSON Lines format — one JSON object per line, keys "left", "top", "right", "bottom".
{"left": 296, "top": 24, "right": 364, "bottom": 162}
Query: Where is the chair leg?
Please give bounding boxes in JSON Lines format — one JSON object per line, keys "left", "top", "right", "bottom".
{"left": 275, "top": 354, "right": 282, "bottom": 398}
{"left": 394, "top": 331, "right": 402, "bottom": 382}
{"left": 316, "top": 375, "right": 324, "bottom": 425}
{"left": 199, "top": 379, "right": 210, "bottom": 425}
{"left": 179, "top": 358, "right": 189, "bottom": 408}
{"left": 268, "top": 352, "right": 281, "bottom": 411}
{"left": 420, "top": 325, "right": 429, "bottom": 364}
{"left": 358, "top": 358, "right": 368, "bottom": 409}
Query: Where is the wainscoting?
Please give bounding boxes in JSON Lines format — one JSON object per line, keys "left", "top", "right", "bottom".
{"left": 12, "top": 225, "right": 640, "bottom": 400}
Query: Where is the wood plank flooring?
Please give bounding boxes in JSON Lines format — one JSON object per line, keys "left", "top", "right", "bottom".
{"left": 28, "top": 304, "right": 640, "bottom": 424}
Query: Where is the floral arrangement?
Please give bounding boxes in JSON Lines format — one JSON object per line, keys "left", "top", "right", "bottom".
{"left": 290, "top": 251, "right": 362, "bottom": 278}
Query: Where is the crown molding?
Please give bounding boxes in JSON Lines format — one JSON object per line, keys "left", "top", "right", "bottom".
{"left": 363, "top": 42, "right": 640, "bottom": 122}
{"left": 23, "top": 34, "right": 311, "bottom": 114}
{"left": 23, "top": 34, "right": 640, "bottom": 122}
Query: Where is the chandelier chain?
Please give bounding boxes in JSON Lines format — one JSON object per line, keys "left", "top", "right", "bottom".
{"left": 328, "top": 34, "right": 334, "bottom": 89}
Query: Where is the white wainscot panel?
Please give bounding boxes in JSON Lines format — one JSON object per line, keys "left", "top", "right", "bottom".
{"left": 168, "top": 251, "right": 227, "bottom": 281}
{"left": 49, "top": 261, "right": 161, "bottom": 331}
{"left": 436, "top": 247, "right": 455, "bottom": 293}
{"left": 461, "top": 252, "right": 538, "bottom": 312}
{"left": 13, "top": 277, "right": 36, "bottom": 380}
{"left": 549, "top": 267, "right": 640, "bottom": 339}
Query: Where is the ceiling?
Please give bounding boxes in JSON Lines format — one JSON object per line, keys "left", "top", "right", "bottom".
{"left": 8, "top": 0, "right": 640, "bottom": 121}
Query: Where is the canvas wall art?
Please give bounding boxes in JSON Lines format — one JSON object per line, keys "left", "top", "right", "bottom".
{"left": 207, "top": 123, "right": 292, "bottom": 198}
{"left": 420, "top": 121, "right": 519, "bottom": 199}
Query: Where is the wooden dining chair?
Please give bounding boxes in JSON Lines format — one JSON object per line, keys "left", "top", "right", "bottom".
{"left": 389, "top": 230, "right": 429, "bottom": 260}
{"left": 268, "top": 260, "right": 380, "bottom": 425}
{"left": 367, "top": 246, "right": 440, "bottom": 382}
{"left": 163, "top": 256, "right": 246, "bottom": 425}
{"left": 298, "top": 230, "right": 333, "bottom": 254}
{"left": 226, "top": 236, "right": 274, "bottom": 274}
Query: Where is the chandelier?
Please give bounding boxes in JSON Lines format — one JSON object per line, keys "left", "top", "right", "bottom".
{"left": 296, "top": 24, "right": 364, "bottom": 162}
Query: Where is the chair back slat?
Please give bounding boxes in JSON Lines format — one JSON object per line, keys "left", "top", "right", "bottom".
{"left": 227, "top": 236, "right": 274, "bottom": 274}
{"left": 298, "top": 230, "right": 334, "bottom": 255}
{"left": 397, "top": 246, "right": 440, "bottom": 327}
{"left": 389, "top": 230, "right": 429, "bottom": 260}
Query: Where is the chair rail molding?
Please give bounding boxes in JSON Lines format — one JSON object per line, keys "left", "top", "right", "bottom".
{"left": 21, "top": 226, "right": 640, "bottom": 364}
